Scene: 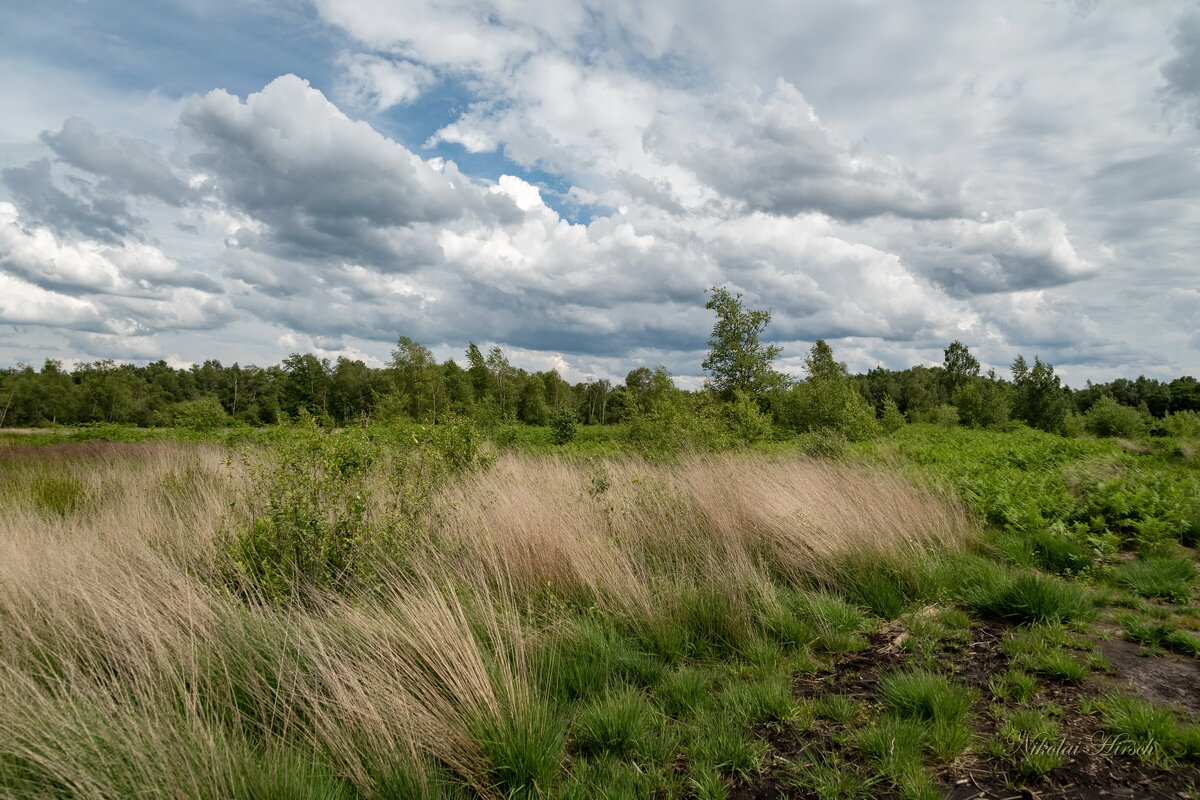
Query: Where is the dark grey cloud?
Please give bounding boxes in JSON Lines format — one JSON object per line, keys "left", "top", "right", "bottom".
{"left": 902, "top": 210, "right": 1097, "bottom": 296}
{"left": 1162, "top": 9, "right": 1200, "bottom": 126}
{"left": 40, "top": 117, "right": 193, "bottom": 205}
{"left": 1, "top": 158, "right": 142, "bottom": 242}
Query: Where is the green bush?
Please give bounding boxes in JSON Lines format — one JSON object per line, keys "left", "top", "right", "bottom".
{"left": 722, "top": 391, "right": 776, "bottom": 443}
{"left": 776, "top": 379, "right": 879, "bottom": 442}
{"left": 225, "top": 417, "right": 488, "bottom": 602}
{"left": 879, "top": 397, "right": 906, "bottom": 433}
{"left": 1163, "top": 411, "right": 1200, "bottom": 438}
{"left": 930, "top": 405, "right": 959, "bottom": 428}
{"left": 550, "top": 407, "right": 578, "bottom": 445}
{"left": 169, "top": 397, "right": 233, "bottom": 431}
{"left": 1083, "top": 397, "right": 1146, "bottom": 439}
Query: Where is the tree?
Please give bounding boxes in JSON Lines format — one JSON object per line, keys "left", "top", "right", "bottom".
{"left": 281, "top": 353, "right": 331, "bottom": 419}
{"left": 1169, "top": 376, "right": 1200, "bottom": 413}
{"left": 701, "top": 287, "right": 787, "bottom": 400}
{"left": 485, "top": 346, "right": 518, "bottom": 421}
{"left": 624, "top": 367, "right": 654, "bottom": 413}
{"left": 776, "top": 340, "right": 878, "bottom": 441}
{"left": 465, "top": 343, "right": 490, "bottom": 400}
{"left": 942, "top": 341, "right": 980, "bottom": 392}
{"left": 952, "top": 376, "right": 1010, "bottom": 428}
{"left": 804, "top": 340, "right": 847, "bottom": 382}
{"left": 1011, "top": 355, "right": 1070, "bottom": 432}
{"left": 390, "top": 336, "right": 447, "bottom": 423}
{"left": 517, "top": 374, "right": 549, "bottom": 425}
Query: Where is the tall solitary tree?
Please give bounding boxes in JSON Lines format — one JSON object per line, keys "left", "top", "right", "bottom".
{"left": 942, "top": 341, "right": 980, "bottom": 391}
{"left": 701, "top": 287, "right": 787, "bottom": 400}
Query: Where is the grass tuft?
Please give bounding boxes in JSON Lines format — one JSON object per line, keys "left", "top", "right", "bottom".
{"left": 1115, "top": 554, "right": 1196, "bottom": 604}
{"left": 571, "top": 687, "right": 659, "bottom": 758}
{"left": 965, "top": 571, "right": 1094, "bottom": 626}
{"left": 878, "top": 670, "right": 977, "bottom": 725}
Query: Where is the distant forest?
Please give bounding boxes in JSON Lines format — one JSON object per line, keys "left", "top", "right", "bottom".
{"left": 1, "top": 336, "right": 1197, "bottom": 435}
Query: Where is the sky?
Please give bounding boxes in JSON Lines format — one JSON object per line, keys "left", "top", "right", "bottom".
{"left": 0, "top": 0, "right": 1198, "bottom": 387}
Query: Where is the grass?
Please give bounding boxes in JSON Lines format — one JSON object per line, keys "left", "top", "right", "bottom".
{"left": 720, "top": 674, "right": 796, "bottom": 724}
{"left": 1088, "top": 693, "right": 1200, "bottom": 766}
{"left": 1115, "top": 553, "right": 1197, "bottom": 603}
{"left": 877, "top": 669, "right": 979, "bottom": 764}
{"left": 2, "top": 424, "right": 1198, "bottom": 796}
{"left": 987, "top": 669, "right": 1040, "bottom": 704}
{"left": 965, "top": 571, "right": 1095, "bottom": 626}
{"left": 1120, "top": 615, "right": 1200, "bottom": 657}
{"left": 571, "top": 687, "right": 659, "bottom": 757}
{"left": 877, "top": 670, "right": 977, "bottom": 725}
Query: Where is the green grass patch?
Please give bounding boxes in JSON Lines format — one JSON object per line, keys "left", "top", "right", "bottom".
{"left": 684, "top": 710, "right": 769, "bottom": 780}
{"left": 965, "top": 571, "right": 1094, "bottom": 626}
{"left": 571, "top": 686, "right": 660, "bottom": 758}
{"left": 1087, "top": 693, "right": 1200, "bottom": 766}
{"left": 878, "top": 670, "right": 978, "bottom": 725}
{"left": 1115, "top": 554, "right": 1196, "bottom": 604}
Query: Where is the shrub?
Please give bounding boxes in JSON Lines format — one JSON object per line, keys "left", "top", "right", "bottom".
{"left": 1084, "top": 397, "right": 1146, "bottom": 439}
{"left": 225, "top": 418, "right": 488, "bottom": 601}
{"left": 930, "top": 405, "right": 959, "bottom": 428}
{"left": 1163, "top": 410, "right": 1200, "bottom": 438}
{"left": 550, "top": 407, "right": 578, "bottom": 445}
{"left": 722, "top": 391, "right": 776, "bottom": 443}
{"left": 879, "top": 397, "right": 906, "bottom": 433}
{"left": 169, "top": 397, "right": 233, "bottom": 431}
{"left": 776, "top": 379, "right": 879, "bottom": 442}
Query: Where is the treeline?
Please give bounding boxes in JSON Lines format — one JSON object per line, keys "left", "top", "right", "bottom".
{"left": 1, "top": 288, "right": 1197, "bottom": 438}
{"left": 0, "top": 342, "right": 631, "bottom": 429}
{"left": 1, "top": 340, "right": 1196, "bottom": 438}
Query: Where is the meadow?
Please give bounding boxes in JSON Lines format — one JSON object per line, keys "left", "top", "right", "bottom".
{"left": 1, "top": 420, "right": 1198, "bottom": 799}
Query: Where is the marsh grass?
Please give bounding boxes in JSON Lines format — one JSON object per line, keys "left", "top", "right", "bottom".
{"left": 0, "top": 439, "right": 978, "bottom": 798}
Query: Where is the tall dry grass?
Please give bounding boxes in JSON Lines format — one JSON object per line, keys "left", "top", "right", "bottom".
{"left": 426, "top": 453, "right": 972, "bottom": 616}
{"left": 0, "top": 441, "right": 974, "bottom": 798}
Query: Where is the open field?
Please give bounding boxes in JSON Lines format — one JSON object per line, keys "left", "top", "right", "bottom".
{"left": 1, "top": 424, "right": 1198, "bottom": 799}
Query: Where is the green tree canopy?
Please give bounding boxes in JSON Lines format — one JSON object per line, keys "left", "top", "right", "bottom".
{"left": 701, "top": 287, "right": 787, "bottom": 400}
{"left": 1011, "top": 355, "right": 1070, "bottom": 432}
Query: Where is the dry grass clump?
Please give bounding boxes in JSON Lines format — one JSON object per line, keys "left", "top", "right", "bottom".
{"left": 428, "top": 453, "right": 973, "bottom": 614}
{"left": 0, "top": 442, "right": 973, "bottom": 798}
